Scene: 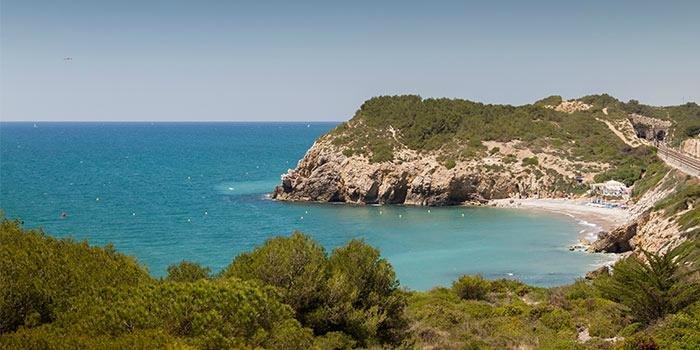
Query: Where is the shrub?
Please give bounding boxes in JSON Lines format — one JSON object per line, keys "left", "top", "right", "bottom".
{"left": 443, "top": 159, "right": 456, "bottom": 169}
{"left": 165, "top": 260, "right": 210, "bottom": 282}
{"left": 0, "top": 217, "right": 150, "bottom": 333}
{"left": 621, "top": 334, "right": 659, "bottom": 350}
{"left": 521, "top": 157, "right": 539, "bottom": 167}
{"left": 223, "top": 233, "right": 408, "bottom": 347}
{"left": 311, "top": 239, "right": 408, "bottom": 346}
{"left": 452, "top": 275, "right": 490, "bottom": 301}
{"left": 63, "top": 279, "right": 306, "bottom": 349}
{"left": 313, "top": 331, "right": 357, "bottom": 350}
{"left": 539, "top": 308, "right": 572, "bottom": 330}
{"left": 595, "top": 241, "right": 700, "bottom": 324}
{"left": 653, "top": 180, "right": 700, "bottom": 229}
{"left": 222, "top": 231, "right": 328, "bottom": 316}
{"left": 535, "top": 95, "right": 563, "bottom": 107}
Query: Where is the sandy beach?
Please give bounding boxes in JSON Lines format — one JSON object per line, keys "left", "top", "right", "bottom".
{"left": 490, "top": 198, "right": 631, "bottom": 240}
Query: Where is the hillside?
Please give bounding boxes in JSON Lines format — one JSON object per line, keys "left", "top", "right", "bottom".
{"left": 274, "top": 94, "right": 698, "bottom": 206}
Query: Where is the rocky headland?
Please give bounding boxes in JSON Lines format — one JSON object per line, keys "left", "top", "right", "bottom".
{"left": 273, "top": 94, "right": 699, "bottom": 256}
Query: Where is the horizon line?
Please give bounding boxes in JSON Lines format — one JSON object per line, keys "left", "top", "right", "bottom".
{"left": 0, "top": 120, "right": 345, "bottom": 123}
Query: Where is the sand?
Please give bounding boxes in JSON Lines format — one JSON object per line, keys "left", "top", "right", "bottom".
{"left": 490, "top": 198, "right": 631, "bottom": 233}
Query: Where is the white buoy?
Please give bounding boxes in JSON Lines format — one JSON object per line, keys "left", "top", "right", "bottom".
{"left": 461, "top": 213, "right": 465, "bottom": 217}
{"left": 96, "top": 197, "right": 99, "bottom": 201}
{"left": 379, "top": 210, "right": 382, "bottom": 215}
{"left": 427, "top": 209, "right": 431, "bottom": 213}
{"left": 132, "top": 212, "right": 136, "bottom": 216}
{"left": 205, "top": 211, "right": 208, "bottom": 215}
{"left": 300, "top": 216, "right": 304, "bottom": 220}
{"left": 398, "top": 214, "right": 402, "bottom": 218}
{"left": 187, "top": 218, "right": 191, "bottom": 222}
{"left": 305, "top": 211, "right": 308, "bottom": 214}
{"left": 507, "top": 273, "right": 514, "bottom": 276}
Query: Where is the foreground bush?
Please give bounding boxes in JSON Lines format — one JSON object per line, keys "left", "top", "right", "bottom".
{"left": 0, "top": 218, "right": 150, "bottom": 333}
{"left": 224, "top": 233, "right": 408, "bottom": 347}
{"left": 452, "top": 275, "right": 490, "bottom": 300}
{"left": 2, "top": 216, "right": 699, "bottom": 349}
{"left": 166, "top": 260, "right": 211, "bottom": 282}
{"left": 595, "top": 241, "right": 700, "bottom": 324}
{"left": 223, "top": 231, "right": 328, "bottom": 316}
{"left": 3, "top": 279, "right": 313, "bottom": 349}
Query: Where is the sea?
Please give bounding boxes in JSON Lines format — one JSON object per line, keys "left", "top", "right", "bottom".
{"left": 0, "top": 122, "right": 615, "bottom": 290}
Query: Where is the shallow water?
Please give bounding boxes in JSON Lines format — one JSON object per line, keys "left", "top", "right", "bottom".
{"left": 0, "top": 122, "right": 614, "bottom": 290}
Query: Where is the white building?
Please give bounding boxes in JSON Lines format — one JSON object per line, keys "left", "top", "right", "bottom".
{"left": 591, "top": 180, "right": 629, "bottom": 197}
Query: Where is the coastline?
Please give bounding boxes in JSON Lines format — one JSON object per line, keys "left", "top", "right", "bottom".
{"left": 489, "top": 198, "right": 631, "bottom": 251}
{"left": 490, "top": 198, "right": 630, "bottom": 231}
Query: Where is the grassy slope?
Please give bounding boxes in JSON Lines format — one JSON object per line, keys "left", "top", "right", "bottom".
{"left": 330, "top": 94, "right": 699, "bottom": 162}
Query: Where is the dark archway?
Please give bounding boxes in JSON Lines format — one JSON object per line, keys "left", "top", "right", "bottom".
{"left": 655, "top": 130, "right": 666, "bottom": 141}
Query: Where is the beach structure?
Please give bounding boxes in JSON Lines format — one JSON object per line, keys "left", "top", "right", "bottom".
{"left": 590, "top": 180, "right": 629, "bottom": 197}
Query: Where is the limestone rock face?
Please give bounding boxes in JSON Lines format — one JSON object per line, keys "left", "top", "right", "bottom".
{"left": 589, "top": 170, "right": 697, "bottom": 255}
{"left": 680, "top": 137, "right": 700, "bottom": 158}
{"left": 589, "top": 213, "right": 648, "bottom": 253}
{"left": 273, "top": 138, "right": 571, "bottom": 206}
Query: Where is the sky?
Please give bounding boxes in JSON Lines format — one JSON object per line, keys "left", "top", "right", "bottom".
{"left": 1, "top": 0, "right": 699, "bottom": 121}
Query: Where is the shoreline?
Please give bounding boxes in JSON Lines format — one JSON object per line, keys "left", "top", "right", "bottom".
{"left": 489, "top": 198, "right": 631, "bottom": 252}
{"left": 489, "top": 198, "right": 630, "bottom": 272}
{"left": 489, "top": 198, "right": 630, "bottom": 232}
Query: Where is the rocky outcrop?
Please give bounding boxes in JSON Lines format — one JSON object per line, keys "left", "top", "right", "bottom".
{"left": 589, "top": 212, "right": 649, "bottom": 253}
{"left": 681, "top": 137, "right": 700, "bottom": 158}
{"left": 273, "top": 137, "right": 585, "bottom": 206}
{"left": 544, "top": 100, "right": 592, "bottom": 114}
{"left": 590, "top": 170, "right": 697, "bottom": 255}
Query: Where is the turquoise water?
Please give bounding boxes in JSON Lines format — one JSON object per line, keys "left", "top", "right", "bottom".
{"left": 0, "top": 122, "right": 612, "bottom": 290}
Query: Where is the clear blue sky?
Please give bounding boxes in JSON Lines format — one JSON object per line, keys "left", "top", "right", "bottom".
{"left": 1, "top": 0, "right": 698, "bottom": 121}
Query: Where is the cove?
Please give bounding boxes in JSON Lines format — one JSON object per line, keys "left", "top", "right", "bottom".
{"left": 0, "top": 122, "right": 614, "bottom": 290}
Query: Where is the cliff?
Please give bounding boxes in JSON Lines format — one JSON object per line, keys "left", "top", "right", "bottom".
{"left": 273, "top": 135, "right": 599, "bottom": 205}
{"left": 273, "top": 94, "right": 699, "bottom": 253}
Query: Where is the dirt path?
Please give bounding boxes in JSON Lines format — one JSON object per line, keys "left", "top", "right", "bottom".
{"left": 597, "top": 118, "right": 642, "bottom": 147}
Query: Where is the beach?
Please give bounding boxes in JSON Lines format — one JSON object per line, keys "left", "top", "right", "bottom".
{"left": 490, "top": 198, "right": 631, "bottom": 245}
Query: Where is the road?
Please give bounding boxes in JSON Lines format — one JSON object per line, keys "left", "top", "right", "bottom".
{"left": 657, "top": 143, "right": 700, "bottom": 177}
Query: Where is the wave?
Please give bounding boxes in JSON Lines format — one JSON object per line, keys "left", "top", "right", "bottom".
{"left": 215, "top": 180, "right": 278, "bottom": 196}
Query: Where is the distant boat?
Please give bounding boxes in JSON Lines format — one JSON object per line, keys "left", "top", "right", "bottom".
{"left": 33, "top": 123, "right": 37, "bottom": 128}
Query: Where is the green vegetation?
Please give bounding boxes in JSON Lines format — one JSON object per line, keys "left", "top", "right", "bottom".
{"left": 593, "top": 146, "right": 662, "bottom": 187}
{"left": 329, "top": 95, "right": 698, "bottom": 204}
{"left": 534, "top": 95, "right": 563, "bottom": 107}
{"left": 224, "top": 233, "right": 407, "bottom": 346}
{"left": 624, "top": 100, "right": 700, "bottom": 145}
{"left": 0, "top": 219, "right": 149, "bottom": 334}
{"left": 333, "top": 95, "right": 636, "bottom": 166}
{"left": 630, "top": 162, "right": 670, "bottom": 200}
{"left": 521, "top": 156, "right": 539, "bottom": 167}
{"left": 452, "top": 275, "right": 490, "bottom": 300}
{"left": 595, "top": 241, "right": 700, "bottom": 324}
{"left": 653, "top": 178, "right": 700, "bottom": 229}
{"left": 166, "top": 260, "right": 211, "bottom": 282}
{"left": 578, "top": 94, "right": 700, "bottom": 145}
{"left": 2, "top": 217, "right": 699, "bottom": 349}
